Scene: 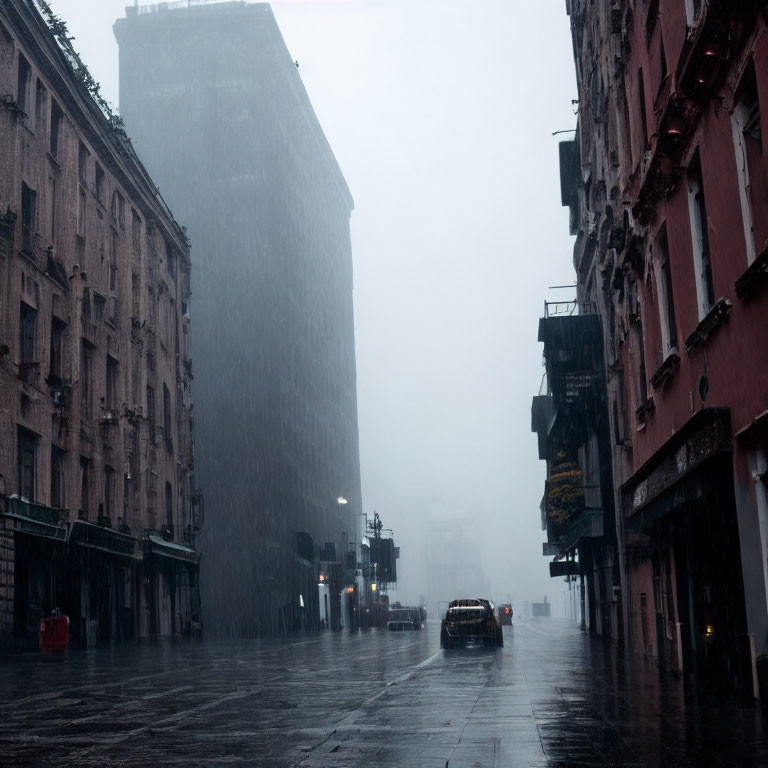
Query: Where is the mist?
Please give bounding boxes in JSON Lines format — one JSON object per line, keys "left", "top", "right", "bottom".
{"left": 49, "top": 0, "right": 578, "bottom": 616}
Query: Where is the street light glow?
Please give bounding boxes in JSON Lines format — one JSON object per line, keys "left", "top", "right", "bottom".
{"left": 337, "top": 496, "right": 348, "bottom": 504}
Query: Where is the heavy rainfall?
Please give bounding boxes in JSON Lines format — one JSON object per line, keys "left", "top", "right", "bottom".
{"left": 0, "top": 0, "right": 767, "bottom": 766}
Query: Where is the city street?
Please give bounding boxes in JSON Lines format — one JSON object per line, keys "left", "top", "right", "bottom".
{"left": 1, "top": 619, "right": 766, "bottom": 767}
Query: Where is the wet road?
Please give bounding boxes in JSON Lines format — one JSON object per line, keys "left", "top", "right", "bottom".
{"left": 0, "top": 619, "right": 766, "bottom": 767}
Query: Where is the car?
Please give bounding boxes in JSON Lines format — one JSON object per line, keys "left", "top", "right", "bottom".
{"left": 440, "top": 598, "right": 503, "bottom": 649}
{"left": 497, "top": 603, "right": 513, "bottom": 625}
{"left": 388, "top": 603, "right": 427, "bottom": 631}
{"left": 388, "top": 607, "right": 416, "bottom": 631}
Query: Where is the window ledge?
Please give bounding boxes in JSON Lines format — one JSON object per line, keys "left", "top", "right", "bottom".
{"left": 636, "top": 396, "right": 655, "bottom": 424}
{"left": 735, "top": 246, "right": 768, "bottom": 301}
{"left": 684, "top": 298, "right": 732, "bottom": 353}
{"left": 650, "top": 351, "right": 680, "bottom": 389}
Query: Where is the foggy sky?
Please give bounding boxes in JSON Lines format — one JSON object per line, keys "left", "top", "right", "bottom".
{"left": 49, "top": 0, "right": 578, "bottom": 615}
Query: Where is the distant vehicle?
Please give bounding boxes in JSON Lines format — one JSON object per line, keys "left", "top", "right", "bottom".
{"left": 387, "top": 605, "right": 425, "bottom": 631}
{"left": 440, "top": 598, "right": 503, "bottom": 649}
{"left": 497, "top": 604, "right": 513, "bottom": 625}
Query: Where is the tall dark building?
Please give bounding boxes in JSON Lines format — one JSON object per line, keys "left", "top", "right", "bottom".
{"left": 114, "top": 1, "right": 362, "bottom": 636}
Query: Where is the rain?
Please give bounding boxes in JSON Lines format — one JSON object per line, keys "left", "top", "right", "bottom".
{"left": 1, "top": 0, "right": 767, "bottom": 765}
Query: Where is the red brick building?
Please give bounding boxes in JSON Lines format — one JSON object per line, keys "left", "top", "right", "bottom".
{"left": 0, "top": 0, "right": 200, "bottom": 648}
{"left": 556, "top": 0, "right": 768, "bottom": 696}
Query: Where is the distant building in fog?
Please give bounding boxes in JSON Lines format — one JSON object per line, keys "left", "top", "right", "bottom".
{"left": 425, "top": 517, "right": 491, "bottom": 619}
{"left": 114, "top": 1, "right": 362, "bottom": 635}
{"left": 0, "top": 0, "right": 200, "bottom": 649}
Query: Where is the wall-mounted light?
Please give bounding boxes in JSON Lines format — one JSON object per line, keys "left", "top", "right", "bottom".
{"left": 665, "top": 116, "right": 686, "bottom": 136}
{"left": 695, "top": 46, "right": 721, "bottom": 85}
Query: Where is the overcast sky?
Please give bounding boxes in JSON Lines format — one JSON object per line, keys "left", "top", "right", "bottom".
{"left": 48, "top": 0, "right": 579, "bottom": 615}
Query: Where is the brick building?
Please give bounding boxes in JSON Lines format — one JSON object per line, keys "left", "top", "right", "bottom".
{"left": 547, "top": 0, "right": 768, "bottom": 696}
{"left": 0, "top": 0, "right": 200, "bottom": 648}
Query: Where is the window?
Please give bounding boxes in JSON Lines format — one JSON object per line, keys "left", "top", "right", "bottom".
{"left": 131, "top": 272, "right": 140, "bottom": 319}
{"left": 104, "top": 465, "right": 116, "bottom": 523}
{"left": 632, "top": 315, "right": 648, "bottom": 406}
{"left": 16, "top": 54, "right": 30, "bottom": 114}
{"left": 654, "top": 228, "right": 678, "bottom": 358}
{"left": 166, "top": 241, "right": 176, "bottom": 282}
{"left": 621, "top": 88, "right": 633, "bottom": 167}
{"left": 19, "top": 302, "right": 36, "bottom": 364}
{"left": 93, "top": 292, "right": 105, "bottom": 324}
{"left": 131, "top": 210, "right": 142, "bottom": 253}
{"left": 109, "top": 229, "right": 118, "bottom": 292}
{"left": 77, "top": 186, "right": 86, "bottom": 239}
{"left": 35, "top": 78, "right": 45, "bottom": 131}
{"left": 95, "top": 163, "right": 105, "bottom": 203}
{"left": 78, "top": 142, "right": 88, "bottom": 182}
{"left": 687, "top": 151, "right": 715, "bottom": 320}
{"left": 111, "top": 191, "right": 125, "bottom": 228}
{"left": 18, "top": 427, "right": 37, "bottom": 501}
{"left": 637, "top": 69, "right": 649, "bottom": 151}
{"left": 165, "top": 481, "right": 173, "bottom": 530}
{"left": 48, "top": 176, "right": 56, "bottom": 240}
{"left": 21, "top": 182, "right": 36, "bottom": 253}
{"left": 163, "top": 383, "right": 173, "bottom": 454}
{"left": 613, "top": 369, "right": 630, "bottom": 444}
{"left": 81, "top": 287, "right": 91, "bottom": 321}
{"left": 106, "top": 355, "right": 118, "bottom": 409}
{"left": 685, "top": 0, "right": 703, "bottom": 26}
{"left": 754, "top": 449, "right": 768, "bottom": 612}
{"left": 147, "top": 385, "right": 156, "bottom": 435}
{"left": 49, "top": 316, "right": 66, "bottom": 383}
{"left": 80, "top": 339, "right": 93, "bottom": 420}
{"left": 645, "top": 0, "right": 659, "bottom": 42}
{"left": 49, "top": 100, "right": 62, "bottom": 158}
{"left": 79, "top": 456, "right": 90, "bottom": 519}
{"left": 731, "top": 62, "right": 764, "bottom": 265}
{"left": 51, "top": 446, "right": 65, "bottom": 509}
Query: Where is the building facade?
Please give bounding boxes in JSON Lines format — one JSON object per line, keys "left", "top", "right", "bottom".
{"left": 532, "top": 300, "right": 620, "bottom": 640}
{"left": 551, "top": 0, "right": 768, "bottom": 697}
{"left": 114, "top": 1, "right": 362, "bottom": 636}
{"left": 0, "top": 0, "right": 200, "bottom": 649}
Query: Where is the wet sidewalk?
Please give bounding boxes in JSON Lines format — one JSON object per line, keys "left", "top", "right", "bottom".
{"left": 0, "top": 619, "right": 765, "bottom": 766}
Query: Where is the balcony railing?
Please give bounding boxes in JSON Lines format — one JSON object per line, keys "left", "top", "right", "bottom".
{"left": 543, "top": 300, "right": 597, "bottom": 318}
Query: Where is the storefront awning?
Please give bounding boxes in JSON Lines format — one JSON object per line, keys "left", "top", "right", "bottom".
{"left": 623, "top": 408, "right": 732, "bottom": 532}
{"left": 2, "top": 496, "right": 68, "bottom": 541}
{"left": 147, "top": 535, "right": 200, "bottom": 564}
{"left": 69, "top": 520, "right": 141, "bottom": 559}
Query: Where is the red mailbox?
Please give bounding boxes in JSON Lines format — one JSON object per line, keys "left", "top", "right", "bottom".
{"left": 40, "top": 613, "right": 70, "bottom": 655}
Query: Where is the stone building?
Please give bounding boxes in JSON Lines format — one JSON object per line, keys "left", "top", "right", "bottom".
{"left": 0, "top": 0, "right": 200, "bottom": 648}
{"left": 114, "top": 1, "right": 362, "bottom": 636}
{"left": 552, "top": 0, "right": 768, "bottom": 697}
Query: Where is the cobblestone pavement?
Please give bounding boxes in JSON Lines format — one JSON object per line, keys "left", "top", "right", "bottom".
{"left": 0, "top": 619, "right": 766, "bottom": 767}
